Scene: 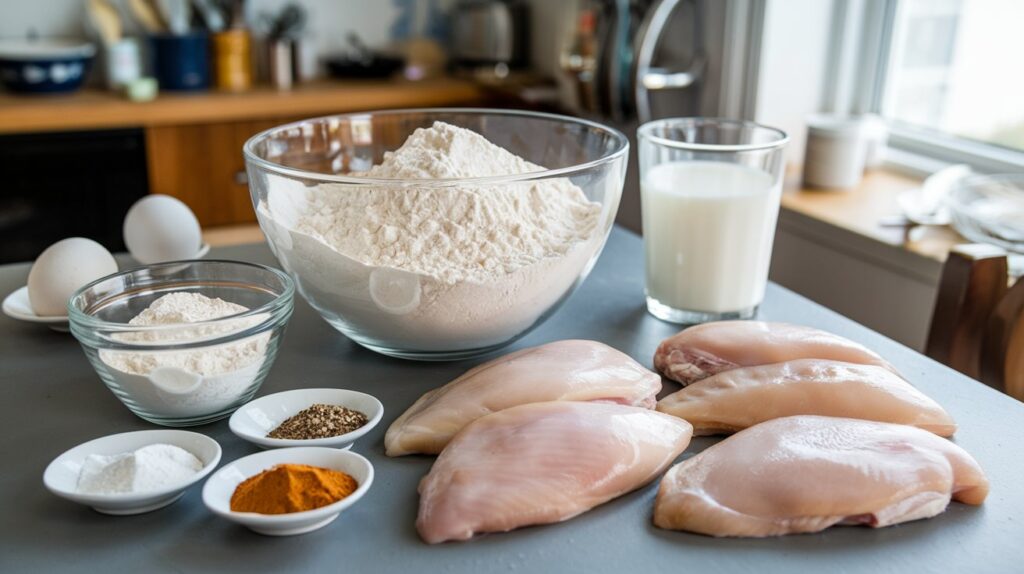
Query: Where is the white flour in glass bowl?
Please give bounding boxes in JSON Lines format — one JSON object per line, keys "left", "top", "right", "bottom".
{"left": 256, "top": 121, "right": 604, "bottom": 351}
{"left": 99, "top": 292, "right": 270, "bottom": 418}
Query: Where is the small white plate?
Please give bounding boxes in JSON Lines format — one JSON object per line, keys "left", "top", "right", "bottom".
{"left": 229, "top": 388, "right": 383, "bottom": 450}
{"left": 202, "top": 447, "right": 373, "bottom": 536}
{"left": 2, "top": 286, "right": 69, "bottom": 332}
{"left": 126, "top": 242, "right": 211, "bottom": 265}
{"left": 43, "top": 430, "right": 221, "bottom": 515}
{"left": 4, "top": 243, "right": 210, "bottom": 332}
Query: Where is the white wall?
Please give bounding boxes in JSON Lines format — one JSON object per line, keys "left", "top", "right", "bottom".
{"left": 752, "top": 0, "right": 834, "bottom": 167}
{"left": 0, "top": 0, "right": 408, "bottom": 54}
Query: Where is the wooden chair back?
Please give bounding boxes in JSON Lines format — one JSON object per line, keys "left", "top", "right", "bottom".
{"left": 926, "top": 244, "right": 1024, "bottom": 400}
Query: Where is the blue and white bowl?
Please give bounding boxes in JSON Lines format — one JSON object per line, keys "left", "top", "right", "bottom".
{"left": 0, "top": 39, "right": 95, "bottom": 94}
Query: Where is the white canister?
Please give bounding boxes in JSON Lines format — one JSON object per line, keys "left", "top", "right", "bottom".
{"left": 861, "top": 113, "right": 889, "bottom": 169}
{"left": 802, "top": 114, "right": 869, "bottom": 189}
{"left": 105, "top": 38, "right": 142, "bottom": 90}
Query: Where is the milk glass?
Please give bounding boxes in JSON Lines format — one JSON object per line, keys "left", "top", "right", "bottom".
{"left": 638, "top": 118, "right": 788, "bottom": 324}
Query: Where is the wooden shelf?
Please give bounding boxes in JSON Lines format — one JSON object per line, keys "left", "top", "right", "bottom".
{"left": 0, "top": 78, "right": 485, "bottom": 134}
{"left": 781, "top": 169, "right": 965, "bottom": 262}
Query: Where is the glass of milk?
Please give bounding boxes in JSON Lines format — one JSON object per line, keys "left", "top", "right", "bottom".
{"left": 638, "top": 118, "right": 788, "bottom": 324}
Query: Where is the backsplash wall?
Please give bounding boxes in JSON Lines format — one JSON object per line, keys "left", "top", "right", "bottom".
{"left": 0, "top": 0, "right": 415, "bottom": 55}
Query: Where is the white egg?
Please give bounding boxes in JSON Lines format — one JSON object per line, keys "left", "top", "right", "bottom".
{"left": 27, "top": 238, "right": 118, "bottom": 316}
{"left": 123, "top": 195, "right": 202, "bottom": 264}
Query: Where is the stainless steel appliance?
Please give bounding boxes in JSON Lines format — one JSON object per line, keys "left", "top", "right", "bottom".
{"left": 450, "top": 0, "right": 528, "bottom": 70}
{"left": 556, "top": 0, "right": 715, "bottom": 230}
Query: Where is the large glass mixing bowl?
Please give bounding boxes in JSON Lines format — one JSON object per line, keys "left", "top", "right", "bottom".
{"left": 244, "top": 109, "right": 628, "bottom": 360}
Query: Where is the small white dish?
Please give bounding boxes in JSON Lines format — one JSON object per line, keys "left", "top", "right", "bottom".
{"left": 229, "top": 388, "right": 383, "bottom": 450}
{"left": 43, "top": 429, "right": 221, "bottom": 515}
{"left": 4, "top": 243, "right": 210, "bottom": 332}
{"left": 2, "top": 286, "right": 69, "bottom": 331}
{"left": 126, "top": 242, "right": 210, "bottom": 265}
{"left": 202, "top": 447, "right": 373, "bottom": 536}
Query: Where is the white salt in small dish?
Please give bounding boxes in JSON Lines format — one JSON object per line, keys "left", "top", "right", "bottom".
{"left": 229, "top": 388, "right": 383, "bottom": 450}
{"left": 202, "top": 446, "right": 373, "bottom": 536}
{"left": 43, "top": 430, "right": 221, "bottom": 515}
{"left": 2, "top": 286, "right": 69, "bottom": 331}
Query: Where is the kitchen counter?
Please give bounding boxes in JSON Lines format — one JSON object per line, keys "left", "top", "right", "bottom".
{"left": 781, "top": 169, "right": 965, "bottom": 263}
{"left": 2, "top": 226, "right": 1023, "bottom": 573}
{"left": 0, "top": 78, "right": 485, "bottom": 134}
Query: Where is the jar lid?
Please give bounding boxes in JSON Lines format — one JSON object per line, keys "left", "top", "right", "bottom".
{"left": 806, "top": 114, "right": 867, "bottom": 138}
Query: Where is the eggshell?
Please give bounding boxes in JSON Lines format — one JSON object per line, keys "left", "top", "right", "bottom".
{"left": 27, "top": 238, "right": 118, "bottom": 316}
{"left": 123, "top": 195, "right": 202, "bottom": 264}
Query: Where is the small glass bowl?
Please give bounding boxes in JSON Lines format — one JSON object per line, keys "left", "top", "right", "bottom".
{"left": 68, "top": 260, "right": 295, "bottom": 427}
{"left": 947, "top": 173, "right": 1024, "bottom": 254}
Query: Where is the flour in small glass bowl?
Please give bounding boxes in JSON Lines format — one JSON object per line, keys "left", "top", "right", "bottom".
{"left": 256, "top": 121, "right": 606, "bottom": 352}
{"left": 99, "top": 292, "right": 270, "bottom": 418}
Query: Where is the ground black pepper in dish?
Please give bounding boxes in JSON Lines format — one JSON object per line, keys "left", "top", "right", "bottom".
{"left": 267, "top": 404, "right": 370, "bottom": 440}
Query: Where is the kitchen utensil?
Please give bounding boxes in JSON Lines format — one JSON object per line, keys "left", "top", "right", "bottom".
{"left": 261, "top": 3, "right": 306, "bottom": 40}
{"left": 192, "top": 0, "right": 225, "bottom": 32}
{"left": 229, "top": 388, "right": 384, "bottom": 450}
{"left": 947, "top": 173, "right": 1024, "bottom": 253}
{"left": 226, "top": 0, "right": 246, "bottom": 29}
{"left": 897, "top": 164, "right": 972, "bottom": 226}
{"left": 87, "top": 0, "right": 122, "bottom": 46}
{"left": 0, "top": 39, "right": 95, "bottom": 94}
{"left": 67, "top": 260, "right": 294, "bottom": 426}
{"left": 157, "top": 0, "right": 191, "bottom": 35}
{"left": 128, "top": 0, "right": 167, "bottom": 34}
{"left": 2, "top": 286, "right": 69, "bottom": 331}
{"left": 43, "top": 430, "right": 221, "bottom": 515}
{"left": 244, "top": 109, "right": 628, "bottom": 360}
{"left": 202, "top": 447, "right": 374, "bottom": 536}
{"left": 324, "top": 33, "right": 403, "bottom": 79}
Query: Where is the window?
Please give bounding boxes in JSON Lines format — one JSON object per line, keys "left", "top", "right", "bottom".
{"left": 884, "top": 0, "right": 1024, "bottom": 152}
{"left": 834, "top": 0, "right": 1023, "bottom": 171}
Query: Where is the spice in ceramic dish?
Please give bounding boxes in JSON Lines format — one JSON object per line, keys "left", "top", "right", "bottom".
{"left": 267, "top": 403, "right": 369, "bottom": 440}
{"left": 230, "top": 463, "right": 358, "bottom": 514}
{"left": 76, "top": 443, "right": 203, "bottom": 495}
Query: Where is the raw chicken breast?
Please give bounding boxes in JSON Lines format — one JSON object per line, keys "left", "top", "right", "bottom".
{"left": 418, "top": 401, "right": 693, "bottom": 543}
{"left": 654, "top": 415, "right": 989, "bottom": 537}
{"left": 653, "top": 321, "right": 897, "bottom": 386}
{"left": 386, "top": 340, "right": 661, "bottom": 456}
{"left": 657, "top": 359, "right": 956, "bottom": 436}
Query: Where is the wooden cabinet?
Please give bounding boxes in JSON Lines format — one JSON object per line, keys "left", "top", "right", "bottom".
{"left": 145, "top": 119, "right": 292, "bottom": 226}
{"left": 0, "top": 79, "right": 487, "bottom": 228}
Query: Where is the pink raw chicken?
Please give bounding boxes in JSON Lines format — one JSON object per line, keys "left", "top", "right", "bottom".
{"left": 385, "top": 340, "right": 661, "bottom": 456}
{"left": 417, "top": 401, "right": 693, "bottom": 543}
{"left": 656, "top": 359, "right": 956, "bottom": 436}
{"left": 654, "top": 415, "right": 989, "bottom": 537}
{"left": 653, "top": 321, "right": 897, "bottom": 386}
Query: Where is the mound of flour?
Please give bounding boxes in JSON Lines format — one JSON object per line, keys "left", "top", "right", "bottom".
{"left": 99, "top": 292, "right": 270, "bottom": 418}
{"left": 259, "top": 121, "right": 606, "bottom": 351}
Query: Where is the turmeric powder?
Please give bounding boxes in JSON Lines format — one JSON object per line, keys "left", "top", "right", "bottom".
{"left": 230, "top": 463, "right": 358, "bottom": 514}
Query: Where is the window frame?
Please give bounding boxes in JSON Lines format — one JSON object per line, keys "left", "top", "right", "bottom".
{"left": 829, "top": 0, "right": 1024, "bottom": 174}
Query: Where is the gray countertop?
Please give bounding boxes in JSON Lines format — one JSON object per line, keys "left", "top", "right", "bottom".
{"left": 2, "top": 226, "right": 1022, "bottom": 573}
